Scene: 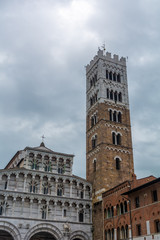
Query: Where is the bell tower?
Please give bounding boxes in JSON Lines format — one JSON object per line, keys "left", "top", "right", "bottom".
{"left": 86, "top": 49, "right": 134, "bottom": 201}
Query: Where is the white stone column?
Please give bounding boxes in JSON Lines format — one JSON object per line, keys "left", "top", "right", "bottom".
{"left": 12, "top": 197, "right": 16, "bottom": 216}
{"left": 39, "top": 177, "right": 43, "bottom": 194}
{"left": 29, "top": 199, "right": 33, "bottom": 218}
{"left": 48, "top": 178, "right": 51, "bottom": 194}
{"left": 15, "top": 175, "right": 18, "bottom": 191}
{"left": 76, "top": 206, "right": 79, "bottom": 222}
{"left": 21, "top": 198, "right": 24, "bottom": 215}
{"left": 146, "top": 220, "right": 150, "bottom": 235}
{"left": 70, "top": 182, "right": 72, "bottom": 198}
{"left": 46, "top": 201, "right": 49, "bottom": 219}
{"left": 54, "top": 202, "right": 57, "bottom": 220}
{"left": 55, "top": 179, "right": 58, "bottom": 196}
{"left": 114, "top": 229, "right": 117, "bottom": 240}
{"left": 129, "top": 225, "right": 132, "bottom": 240}
{"left": 23, "top": 174, "right": 27, "bottom": 192}
{"left": 38, "top": 200, "right": 41, "bottom": 219}
{"left": 83, "top": 207, "right": 85, "bottom": 223}
{"left": 83, "top": 186, "right": 86, "bottom": 199}
{"left": 7, "top": 176, "right": 10, "bottom": 190}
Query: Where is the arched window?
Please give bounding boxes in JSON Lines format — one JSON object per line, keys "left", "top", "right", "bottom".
{"left": 79, "top": 211, "right": 84, "bottom": 222}
{"left": 57, "top": 188, "right": 63, "bottom": 196}
{"left": 111, "top": 228, "right": 114, "bottom": 240}
{"left": 117, "top": 227, "right": 120, "bottom": 240}
{"left": 80, "top": 191, "right": 84, "bottom": 199}
{"left": 114, "top": 91, "right": 118, "bottom": 102}
{"left": 121, "top": 226, "right": 125, "bottom": 239}
{"left": 64, "top": 209, "right": 67, "bottom": 217}
{"left": 90, "top": 98, "right": 93, "bottom": 107}
{"left": 117, "top": 74, "right": 121, "bottom": 83}
{"left": 44, "top": 187, "right": 48, "bottom": 194}
{"left": 92, "top": 135, "right": 97, "bottom": 149}
{"left": 94, "top": 114, "right": 97, "bottom": 124}
{"left": 110, "top": 90, "right": 113, "bottom": 100}
{"left": 117, "top": 134, "right": 121, "bottom": 145}
{"left": 124, "top": 201, "right": 127, "bottom": 213}
{"left": 107, "top": 208, "right": 111, "bottom": 218}
{"left": 4, "top": 181, "right": 7, "bottom": 190}
{"left": 112, "top": 132, "right": 116, "bottom": 145}
{"left": 116, "top": 158, "right": 120, "bottom": 170}
{"left": 93, "top": 159, "right": 96, "bottom": 172}
{"left": 111, "top": 206, "right": 114, "bottom": 217}
{"left": 109, "top": 110, "right": 112, "bottom": 121}
{"left": 58, "top": 167, "right": 63, "bottom": 174}
{"left": 104, "top": 209, "right": 107, "bottom": 219}
{"left": 105, "top": 230, "right": 108, "bottom": 240}
{"left": 116, "top": 204, "right": 120, "bottom": 216}
{"left": 109, "top": 71, "right": 112, "bottom": 80}
{"left": 118, "top": 92, "right": 122, "bottom": 102}
{"left": 118, "top": 112, "right": 122, "bottom": 123}
{"left": 107, "top": 89, "right": 109, "bottom": 99}
{"left": 113, "top": 73, "right": 116, "bottom": 81}
{"left": 91, "top": 117, "right": 94, "bottom": 127}
{"left": 120, "top": 202, "right": 124, "bottom": 214}
{"left": 108, "top": 229, "right": 111, "bottom": 240}
{"left": 42, "top": 210, "right": 46, "bottom": 219}
{"left": 125, "top": 225, "right": 129, "bottom": 239}
{"left": 0, "top": 206, "right": 3, "bottom": 215}
{"left": 106, "top": 70, "right": 109, "bottom": 79}
{"left": 113, "top": 111, "right": 117, "bottom": 122}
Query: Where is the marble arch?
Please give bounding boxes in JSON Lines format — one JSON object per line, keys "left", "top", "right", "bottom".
{"left": 70, "top": 230, "right": 90, "bottom": 240}
{"left": 24, "top": 223, "right": 63, "bottom": 240}
{"left": 0, "top": 221, "right": 21, "bottom": 240}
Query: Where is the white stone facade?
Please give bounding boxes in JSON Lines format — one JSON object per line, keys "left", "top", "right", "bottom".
{"left": 0, "top": 143, "right": 92, "bottom": 240}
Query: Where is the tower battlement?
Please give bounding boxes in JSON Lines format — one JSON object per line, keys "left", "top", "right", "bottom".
{"left": 86, "top": 49, "right": 126, "bottom": 72}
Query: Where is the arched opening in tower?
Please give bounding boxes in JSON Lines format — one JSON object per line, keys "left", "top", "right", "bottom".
{"left": 30, "top": 231, "right": 56, "bottom": 240}
{"left": 0, "top": 230, "right": 14, "bottom": 240}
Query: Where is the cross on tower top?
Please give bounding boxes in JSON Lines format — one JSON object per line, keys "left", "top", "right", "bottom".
{"left": 41, "top": 135, "right": 45, "bottom": 143}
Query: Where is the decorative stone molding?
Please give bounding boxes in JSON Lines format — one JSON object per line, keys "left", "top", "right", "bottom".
{"left": 24, "top": 223, "right": 64, "bottom": 240}
{"left": 0, "top": 221, "right": 21, "bottom": 240}
{"left": 70, "top": 230, "right": 91, "bottom": 240}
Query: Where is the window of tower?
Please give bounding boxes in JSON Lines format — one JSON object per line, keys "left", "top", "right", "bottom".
{"left": 113, "top": 72, "right": 116, "bottom": 81}
{"left": 79, "top": 211, "right": 84, "bottom": 222}
{"left": 117, "top": 73, "right": 121, "bottom": 83}
{"left": 118, "top": 112, "right": 122, "bottom": 123}
{"left": 114, "top": 91, "right": 118, "bottom": 102}
{"left": 113, "top": 111, "right": 117, "bottom": 122}
{"left": 112, "top": 132, "right": 116, "bottom": 145}
{"left": 0, "top": 206, "right": 3, "bottom": 215}
{"left": 109, "top": 110, "right": 112, "bottom": 121}
{"left": 109, "top": 71, "right": 112, "bottom": 80}
{"left": 92, "top": 135, "right": 97, "bottom": 149}
{"left": 116, "top": 158, "right": 120, "bottom": 170}
{"left": 90, "top": 98, "right": 92, "bottom": 106}
{"left": 93, "top": 159, "right": 96, "bottom": 172}
{"left": 118, "top": 92, "right": 122, "bottom": 102}
{"left": 117, "top": 134, "right": 121, "bottom": 145}
{"left": 91, "top": 117, "right": 94, "bottom": 127}
{"left": 106, "top": 70, "right": 109, "bottom": 79}
{"left": 110, "top": 90, "right": 113, "bottom": 100}
{"left": 57, "top": 188, "right": 63, "bottom": 196}
{"left": 107, "top": 88, "right": 109, "bottom": 99}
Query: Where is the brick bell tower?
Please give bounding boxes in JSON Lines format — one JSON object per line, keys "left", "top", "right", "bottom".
{"left": 86, "top": 49, "right": 134, "bottom": 240}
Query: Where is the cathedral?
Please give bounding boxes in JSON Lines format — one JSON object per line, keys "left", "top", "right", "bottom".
{"left": 0, "top": 49, "right": 159, "bottom": 240}
{"left": 0, "top": 142, "right": 92, "bottom": 240}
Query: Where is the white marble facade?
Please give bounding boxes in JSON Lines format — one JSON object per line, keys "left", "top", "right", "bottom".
{"left": 0, "top": 143, "right": 92, "bottom": 240}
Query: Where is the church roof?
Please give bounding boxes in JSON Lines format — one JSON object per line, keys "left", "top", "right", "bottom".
{"left": 24, "top": 142, "right": 74, "bottom": 157}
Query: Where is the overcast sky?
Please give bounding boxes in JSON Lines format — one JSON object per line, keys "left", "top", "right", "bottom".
{"left": 0, "top": 0, "right": 160, "bottom": 179}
